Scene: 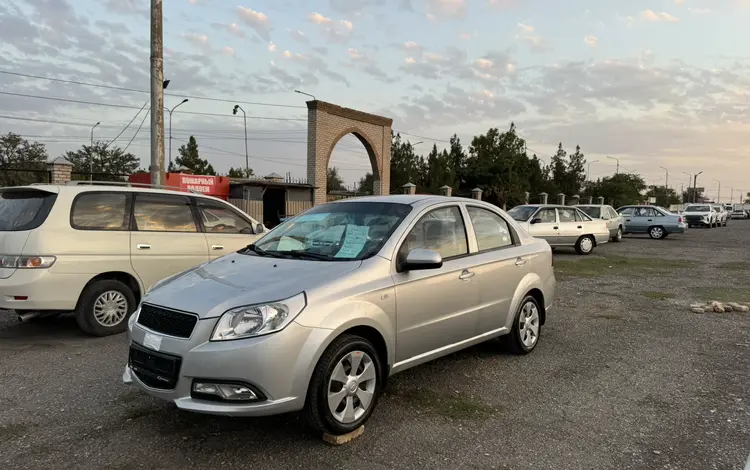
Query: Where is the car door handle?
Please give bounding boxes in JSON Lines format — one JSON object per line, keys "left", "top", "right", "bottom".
{"left": 625, "top": 219, "right": 631, "bottom": 222}
{"left": 458, "top": 270, "right": 475, "bottom": 281}
{"left": 515, "top": 257, "right": 527, "bottom": 267}
{"left": 577, "top": 225, "right": 582, "bottom": 229}
{"left": 647, "top": 219, "right": 652, "bottom": 222}
{"left": 553, "top": 226, "right": 559, "bottom": 230}
{"left": 136, "top": 244, "right": 151, "bottom": 250}
{"left": 211, "top": 245, "right": 224, "bottom": 251}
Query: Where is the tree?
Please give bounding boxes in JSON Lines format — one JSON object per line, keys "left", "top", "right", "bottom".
{"left": 170, "top": 136, "right": 216, "bottom": 175}
{"left": 549, "top": 143, "right": 586, "bottom": 197}
{"left": 327, "top": 167, "right": 346, "bottom": 191}
{"left": 357, "top": 172, "right": 374, "bottom": 194}
{"left": 0, "top": 133, "right": 49, "bottom": 185}
{"left": 389, "top": 132, "right": 425, "bottom": 192}
{"left": 645, "top": 185, "right": 681, "bottom": 207}
{"left": 745, "top": 192, "right": 750, "bottom": 204}
{"left": 584, "top": 173, "right": 646, "bottom": 207}
{"left": 227, "top": 167, "right": 254, "bottom": 178}
{"left": 64, "top": 142, "right": 140, "bottom": 181}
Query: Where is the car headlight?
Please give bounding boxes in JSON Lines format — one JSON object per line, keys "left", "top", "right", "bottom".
{"left": 210, "top": 292, "right": 306, "bottom": 341}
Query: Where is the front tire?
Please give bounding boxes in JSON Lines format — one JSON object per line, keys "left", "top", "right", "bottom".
{"left": 649, "top": 226, "right": 666, "bottom": 239}
{"left": 504, "top": 295, "right": 542, "bottom": 355}
{"left": 75, "top": 280, "right": 136, "bottom": 337}
{"left": 575, "top": 235, "right": 595, "bottom": 255}
{"left": 304, "top": 334, "right": 382, "bottom": 435}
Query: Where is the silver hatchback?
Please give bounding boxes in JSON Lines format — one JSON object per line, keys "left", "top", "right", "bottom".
{"left": 123, "top": 195, "right": 556, "bottom": 435}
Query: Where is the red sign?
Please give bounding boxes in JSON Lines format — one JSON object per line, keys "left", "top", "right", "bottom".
{"left": 128, "top": 172, "right": 230, "bottom": 200}
{"left": 178, "top": 174, "right": 216, "bottom": 193}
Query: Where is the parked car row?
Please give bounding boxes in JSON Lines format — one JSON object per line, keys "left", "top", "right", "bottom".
{"left": 507, "top": 202, "right": 689, "bottom": 255}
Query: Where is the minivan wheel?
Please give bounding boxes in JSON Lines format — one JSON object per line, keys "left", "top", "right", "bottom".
{"left": 75, "top": 280, "right": 136, "bottom": 337}
{"left": 575, "top": 235, "right": 595, "bottom": 255}
{"left": 304, "top": 334, "right": 382, "bottom": 436}
{"left": 504, "top": 295, "right": 542, "bottom": 355}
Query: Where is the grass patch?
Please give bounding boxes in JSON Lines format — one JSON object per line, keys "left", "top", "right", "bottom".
{"left": 555, "top": 255, "right": 694, "bottom": 280}
{"left": 640, "top": 291, "right": 676, "bottom": 301}
{"left": 719, "top": 262, "right": 750, "bottom": 271}
{"left": 692, "top": 287, "right": 750, "bottom": 304}
{"left": 390, "top": 388, "right": 495, "bottom": 419}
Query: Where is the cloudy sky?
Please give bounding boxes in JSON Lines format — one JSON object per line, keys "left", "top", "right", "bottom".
{"left": 1, "top": 0, "right": 748, "bottom": 200}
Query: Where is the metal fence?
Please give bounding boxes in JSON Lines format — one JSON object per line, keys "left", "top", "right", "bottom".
{"left": 0, "top": 168, "right": 51, "bottom": 187}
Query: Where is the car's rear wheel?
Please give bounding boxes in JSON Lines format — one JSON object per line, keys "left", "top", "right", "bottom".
{"left": 575, "top": 235, "right": 595, "bottom": 255}
{"left": 612, "top": 227, "right": 623, "bottom": 242}
{"left": 75, "top": 280, "right": 136, "bottom": 337}
{"left": 648, "top": 226, "right": 666, "bottom": 239}
{"left": 305, "top": 334, "right": 382, "bottom": 435}
{"left": 504, "top": 295, "right": 542, "bottom": 355}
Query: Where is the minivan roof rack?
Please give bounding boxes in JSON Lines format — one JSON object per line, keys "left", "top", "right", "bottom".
{"left": 66, "top": 180, "right": 202, "bottom": 194}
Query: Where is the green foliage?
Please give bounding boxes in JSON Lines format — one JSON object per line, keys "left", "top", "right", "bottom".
{"left": 327, "top": 166, "right": 346, "bottom": 191}
{"left": 583, "top": 173, "right": 647, "bottom": 207}
{"left": 645, "top": 185, "right": 682, "bottom": 207}
{"left": 389, "top": 132, "right": 426, "bottom": 192}
{"left": 0, "top": 133, "right": 49, "bottom": 185}
{"left": 64, "top": 142, "right": 140, "bottom": 181}
{"left": 357, "top": 172, "right": 375, "bottom": 194}
{"left": 227, "top": 167, "right": 254, "bottom": 178}
{"left": 171, "top": 136, "right": 216, "bottom": 175}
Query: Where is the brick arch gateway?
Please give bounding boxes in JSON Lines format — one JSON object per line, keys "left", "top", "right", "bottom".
{"left": 306, "top": 101, "right": 392, "bottom": 205}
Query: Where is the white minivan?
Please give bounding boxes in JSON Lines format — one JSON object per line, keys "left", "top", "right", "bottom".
{"left": 0, "top": 182, "right": 265, "bottom": 336}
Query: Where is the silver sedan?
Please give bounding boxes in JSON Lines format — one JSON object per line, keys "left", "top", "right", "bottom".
{"left": 123, "top": 195, "right": 556, "bottom": 436}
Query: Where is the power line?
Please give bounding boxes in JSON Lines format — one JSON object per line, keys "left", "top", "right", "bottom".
{"left": 0, "top": 70, "right": 307, "bottom": 109}
{"left": 106, "top": 99, "right": 149, "bottom": 148}
{"left": 0, "top": 91, "right": 306, "bottom": 121}
{"left": 123, "top": 108, "right": 150, "bottom": 152}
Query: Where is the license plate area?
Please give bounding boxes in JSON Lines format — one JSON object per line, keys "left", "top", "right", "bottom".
{"left": 128, "top": 342, "right": 182, "bottom": 390}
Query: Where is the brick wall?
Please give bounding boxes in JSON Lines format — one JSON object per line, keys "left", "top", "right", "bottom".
{"left": 47, "top": 159, "right": 73, "bottom": 184}
{"left": 306, "top": 100, "right": 392, "bottom": 205}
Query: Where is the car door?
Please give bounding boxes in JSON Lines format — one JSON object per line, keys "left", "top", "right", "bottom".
{"left": 392, "top": 205, "right": 480, "bottom": 363}
{"left": 526, "top": 207, "right": 560, "bottom": 245}
{"left": 557, "top": 207, "right": 584, "bottom": 244}
{"left": 465, "top": 205, "right": 529, "bottom": 335}
{"left": 603, "top": 206, "right": 617, "bottom": 233}
{"left": 196, "top": 199, "right": 262, "bottom": 260}
{"left": 130, "top": 193, "right": 210, "bottom": 292}
{"left": 618, "top": 207, "right": 637, "bottom": 232}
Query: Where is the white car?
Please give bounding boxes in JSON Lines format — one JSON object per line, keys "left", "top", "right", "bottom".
{"left": 710, "top": 204, "right": 729, "bottom": 227}
{"left": 0, "top": 182, "right": 265, "bottom": 336}
{"left": 682, "top": 204, "right": 718, "bottom": 228}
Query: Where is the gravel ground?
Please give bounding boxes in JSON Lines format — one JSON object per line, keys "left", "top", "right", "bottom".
{"left": 1, "top": 221, "right": 749, "bottom": 470}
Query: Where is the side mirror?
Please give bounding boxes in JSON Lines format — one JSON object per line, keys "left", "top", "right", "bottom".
{"left": 530, "top": 217, "right": 542, "bottom": 224}
{"left": 255, "top": 223, "right": 265, "bottom": 234}
{"left": 401, "top": 249, "right": 442, "bottom": 271}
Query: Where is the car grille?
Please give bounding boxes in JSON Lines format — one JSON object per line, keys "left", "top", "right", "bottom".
{"left": 129, "top": 343, "right": 182, "bottom": 390}
{"left": 684, "top": 215, "right": 703, "bottom": 222}
{"left": 136, "top": 304, "right": 198, "bottom": 339}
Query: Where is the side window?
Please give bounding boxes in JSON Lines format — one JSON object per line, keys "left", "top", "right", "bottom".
{"left": 558, "top": 208, "right": 577, "bottom": 222}
{"left": 619, "top": 207, "right": 633, "bottom": 216}
{"left": 654, "top": 209, "right": 665, "bottom": 217}
{"left": 608, "top": 208, "right": 619, "bottom": 219}
{"left": 198, "top": 202, "right": 253, "bottom": 234}
{"left": 467, "top": 206, "right": 515, "bottom": 251}
{"left": 71, "top": 192, "right": 129, "bottom": 231}
{"left": 398, "top": 206, "right": 468, "bottom": 261}
{"left": 133, "top": 194, "right": 197, "bottom": 232}
{"left": 537, "top": 208, "right": 557, "bottom": 223}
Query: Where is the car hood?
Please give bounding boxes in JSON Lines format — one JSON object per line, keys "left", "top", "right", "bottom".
{"left": 141, "top": 252, "right": 362, "bottom": 318}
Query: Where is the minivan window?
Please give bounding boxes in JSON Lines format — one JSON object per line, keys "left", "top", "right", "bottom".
{"left": 251, "top": 201, "right": 412, "bottom": 261}
{"left": 0, "top": 189, "right": 57, "bottom": 231}
{"left": 133, "top": 194, "right": 197, "bottom": 232}
{"left": 71, "top": 192, "right": 129, "bottom": 231}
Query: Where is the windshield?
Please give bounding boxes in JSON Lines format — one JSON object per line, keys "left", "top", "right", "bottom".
{"left": 578, "top": 206, "right": 601, "bottom": 218}
{"left": 507, "top": 205, "right": 539, "bottom": 222}
{"left": 249, "top": 201, "right": 412, "bottom": 261}
{"left": 685, "top": 205, "right": 710, "bottom": 212}
{"left": 0, "top": 190, "right": 58, "bottom": 231}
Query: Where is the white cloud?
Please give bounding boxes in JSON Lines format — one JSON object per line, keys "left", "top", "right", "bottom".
{"left": 308, "top": 12, "right": 331, "bottom": 25}
{"left": 268, "top": 41, "right": 276, "bottom": 52}
{"left": 222, "top": 46, "right": 235, "bottom": 56}
{"left": 516, "top": 23, "right": 550, "bottom": 52}
{"left": 307, "top": 12, "right": 354, "bottom": 43}
{"left": 674, "top": 0, "right": 685, "bottom": 4}
{"left": 517, "top": 22, "right": 534, "bottom": 34}
{"left": 427, "top": 0, "right": 466, "bottom": 18}
{"left": 237, "top": 6, "right": 271, "bottom": 40}
{"left": 641, "top": 9, "right": 679, "bottom": 22}
{"left": 688, "top": 7, "right": 712, "bottom": 15}
{"left": 347, "top": 48, "right": 364, "bottom": 60}
{"left": 584, "top": 35, "right": 598, "bottom": 48}
{"left": 288, "top": 29, "right": 308, "bottom": 43}
{"left": 181, "top": 32, "right": 209, "bottom": 47}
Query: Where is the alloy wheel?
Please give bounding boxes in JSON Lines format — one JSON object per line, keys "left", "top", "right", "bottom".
{"left": 518, "top": 301, "right": 540, "bottom": 349}
{"left": 92, "top": 290, "right": 129, "bottom": 327}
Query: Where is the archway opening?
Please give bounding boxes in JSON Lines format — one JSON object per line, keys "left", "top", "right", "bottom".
{"left": 326, "top": 131, "right": 380, "bottom": 202}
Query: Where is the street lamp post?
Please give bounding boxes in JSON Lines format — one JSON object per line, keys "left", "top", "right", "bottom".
{"left": 693, "top": 171, "right": 703, "bottom": 203}
{"left": 712, "top": 178, "right": 721, "bottom": 203}
{"left": 165, "top": 98, "right": 188, "bottom": 171}
{"left": 90, "top": 121, "right": 100, "bottom": 181}
{"left": 233, "top": 105, "right": 249, "bottom": 174}
{"left": 659, "top": 166, "right": 669, "bottom": 189}
{"left": 606, "top": 156, "right": 619, "bottom": 174}
{"left": 294, "top": 89, "right": 316, "bottom": 100}
{"left": 587, "top": 159, "right": 599, "bottom": 181}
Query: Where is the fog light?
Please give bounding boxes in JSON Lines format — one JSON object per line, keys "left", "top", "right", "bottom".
{"left": 192, "top": 381, "right": 260, "bottom": 402}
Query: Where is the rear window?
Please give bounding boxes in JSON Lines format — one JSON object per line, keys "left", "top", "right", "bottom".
{"left": 71, "top": 192, "right": 129, "bottom": 231}
{"left": 0, "top": 190, "right": 58, "bottom": 232}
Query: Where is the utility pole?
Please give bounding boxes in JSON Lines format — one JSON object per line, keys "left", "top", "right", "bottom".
{"left": 607, "top": 156, "right": 619, "bottom": 174}
{"left": 233, "top": 105, "right": 249, "bottom": 175}
{"left": 587, "top": 160, "right": 599, "bottom": 181}
{"left": 713, "top": 178, "right": 721, "bottom": 203}
{"left": 90, "top": 121, "right": 100, "bottom": 181}
{"left": 150, "top": 0, "right": 165, "bottom": 186}
{"left": 692, "top": 171, "right": 703, "bottom": 203}
{"left": 659, "top": 166, "right": 668, "bottom": 189}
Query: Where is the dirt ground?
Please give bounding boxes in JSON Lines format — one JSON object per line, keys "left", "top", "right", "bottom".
{"left": 1, "top": 221, "right": 749, "bottom": 470}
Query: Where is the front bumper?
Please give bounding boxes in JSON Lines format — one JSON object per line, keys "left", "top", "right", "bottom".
{"left": 0, "top": 269, "right": 86, "bottom": 311}
{"left": 124, "top": 318, "right": 331, "bottom": 417}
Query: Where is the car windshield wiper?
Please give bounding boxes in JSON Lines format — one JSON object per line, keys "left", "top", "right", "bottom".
{"left": 243, "top": 244, "right": 288, "bottom": 259}
{"left": 285, "top": 250, "right": 335, "bottom": 261}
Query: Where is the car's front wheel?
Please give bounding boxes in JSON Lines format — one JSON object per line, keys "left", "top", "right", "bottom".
{"left": 305, "top": 334, "right": 382, "bottom": 435}
{"left": 504, "top": 295, "right": 542, "bottom": 355}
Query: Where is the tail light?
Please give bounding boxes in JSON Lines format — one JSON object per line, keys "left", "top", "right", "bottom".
{"left": 678, "top": 216, "right": 683, "bottom": 223}
{"left": 0, "top": 255, "right": 57, "bottom": 269}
